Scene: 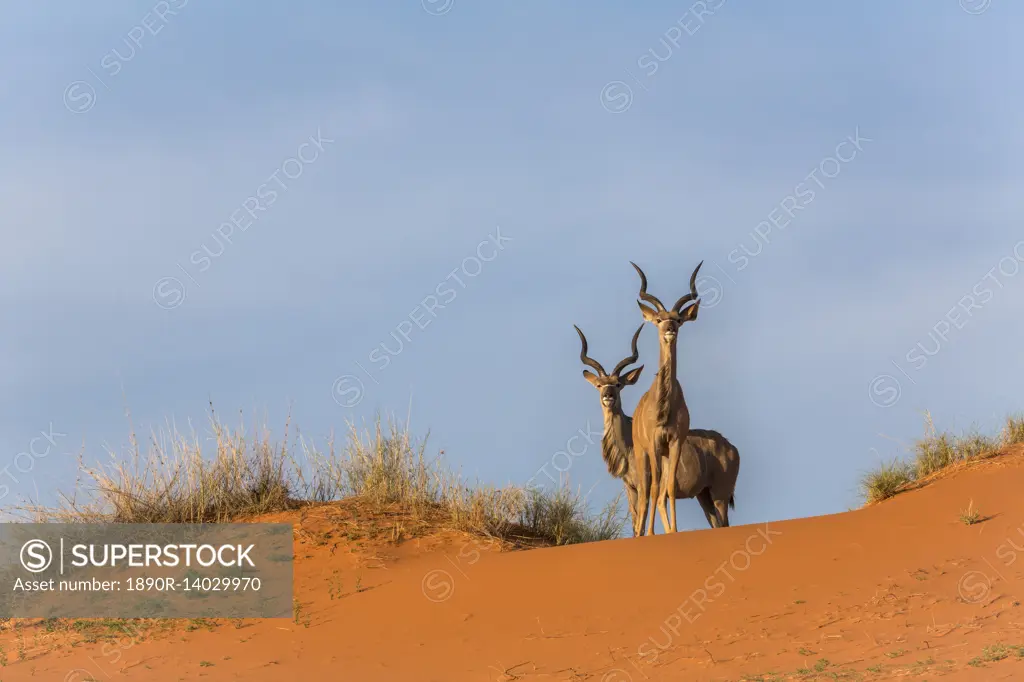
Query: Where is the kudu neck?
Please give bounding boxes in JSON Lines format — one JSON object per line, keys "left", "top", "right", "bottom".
{"left": 657, "top": 339, "right": 679, "bottom": 389}
{"left": 601, "top": 406, "right": 631, "bottom": 479}
{"left": 603, "top": 406, "right": 629, "bottom": 435}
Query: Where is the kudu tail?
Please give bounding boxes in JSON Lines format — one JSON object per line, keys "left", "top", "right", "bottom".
{"left": 729, "top": 495, "right": 735, "bottom": 510}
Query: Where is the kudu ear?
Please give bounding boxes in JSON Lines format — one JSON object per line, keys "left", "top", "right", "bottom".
{"left": 582, "top": 370, "right": 602, "bottom": 387}
{"left": 680, "top": 300, "right": 700, "bottom": 323}
{"left": 637, "top": 300, "right": 659, "bottom": 322}
{"left": 620, "top": 365, "right": 644, "bottom": 385}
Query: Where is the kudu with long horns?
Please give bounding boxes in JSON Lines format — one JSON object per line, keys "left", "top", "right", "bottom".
{"left": 630, "top": 260, "right": 704, "bottom": 535}
{"left": 575, "top": 324, "right": 740, "bottom": 534}
{"left": 574, "top": 323, "right": 670, "bottom": 535}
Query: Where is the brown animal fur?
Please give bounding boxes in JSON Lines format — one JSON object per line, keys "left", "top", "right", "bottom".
{"left": 588, "top": 380, "right": 739, "bottom": 532}
{"left": 574, "top": 324, "right": 672, "bottom": 535}
{"left": 630, "top": 260, "right": 703, "bottom": 535}
{"left": 603, "top": 421, "right": 739, "bottom": 533}
{"left": 678, "top": 429, "right": 740, "bottom": 528}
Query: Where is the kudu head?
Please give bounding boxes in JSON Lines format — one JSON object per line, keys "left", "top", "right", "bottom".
{"left": 574, "top": 324, "right": 645, "bottom": 413}
{"left": 630, "top": 261, "right": 703, "bottom": 351}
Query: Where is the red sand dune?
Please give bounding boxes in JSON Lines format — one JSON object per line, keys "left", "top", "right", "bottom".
{"left": 6, "top": 447, "right": 1024, "bottom": 681}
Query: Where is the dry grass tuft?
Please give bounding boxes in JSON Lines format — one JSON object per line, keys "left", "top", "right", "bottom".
{"left": 913, "top": 414, "right": 996, "bottom": 479}
{"left": 959, "top": 499, "right": 981, "bottom": 526}
{"left": 861, "top": 411, "right": 1023, "bottom": 505}
{"left": 1001, "top": 414, "right": 1024, "bottom": 446}
{"left": 15, "top": 404, "right": 623, "bottom": 547}
{"left": 860, "top": 459, "right": 915, "bottom": 505}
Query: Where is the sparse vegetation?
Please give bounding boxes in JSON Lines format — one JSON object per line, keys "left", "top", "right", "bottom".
{"left": 913, "top": 420, "right": 995, "bottom": 478}
{"left": 327, "top": 571, "right": 344, "bottom": 600}
{"left": 1002, "top": 415, "right": 1024, "bottom": 447}
{"left": 12, "top": 405, "right": 623, "bottom": 547}
{"left": 960, "top": 499, "right": 982, "bottom": 525}
{"left": 861, "top": 412, "right": 1024, "bottom": 504}
{"left": 860, "top": 458, "right": 915, "bottom": 504}
{"left": 967, "top": 643, "right": 1024, "bottom": 666}
{"left": 517, "top": 485, "right": 624, "bottom": 545}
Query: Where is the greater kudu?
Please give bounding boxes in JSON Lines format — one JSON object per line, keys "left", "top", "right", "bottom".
{"left": 630, "top": 260, "right": 703, "bottom": 535}
{"left": 574, "top": 322, "right": 739, "bottom": 531}
{"left": 574, "top": 323, "right": 670, "bottom": 535}
{"left": 680, "top": 429, "right": 739, "bottom": 528}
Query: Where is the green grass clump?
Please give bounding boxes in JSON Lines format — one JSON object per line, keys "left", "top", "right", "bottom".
{"left": 860, "top": 459, "right": 916, "bottom": 504}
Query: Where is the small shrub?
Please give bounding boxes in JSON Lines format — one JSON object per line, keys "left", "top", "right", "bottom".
{"left": 1001, "top": 414, "right": 1024, "bottom": 446}
{"left": 860, "top": 459, "right": 915, "bottom": 504}
{"left": 517, "top": 486, "right": 624, "bottom": 546}
{"left": 960, "top": 499, "right": 981, "bottom": 525}
{"left": 913, "top": 426, "right": 958, "bottom": 477}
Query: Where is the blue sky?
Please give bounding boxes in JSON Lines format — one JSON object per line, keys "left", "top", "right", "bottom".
{"left": 2, "top": 1, "right": 1022, "bottom": 529}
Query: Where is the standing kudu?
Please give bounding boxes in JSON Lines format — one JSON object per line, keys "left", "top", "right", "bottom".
{"left": 575, "top": 324, "right": 740, "bottom": 534}
{"left": 630, "top": 260, "right": 703, "bottom": 535}
{"left": 682, "top": 429, "right": 739, "bottom": 529}
{"left": 574, "top": 323, "right": 671, "bottom": 536}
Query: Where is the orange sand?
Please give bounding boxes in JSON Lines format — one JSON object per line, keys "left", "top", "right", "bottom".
{"left": 5, "top": 448, "right": 1024, "bottom": 680}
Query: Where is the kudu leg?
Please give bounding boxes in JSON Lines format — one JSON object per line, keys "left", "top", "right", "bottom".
{"left": 634, "top": 450, "right": 651, "bottom": 536}
{"left": 625, "top": 482, "right": 640, "bottom": 538}
{"left": 646, "top": 448, "right": 662, "bottom": 536}
{"left": 696, "top": 488, "right": 718, "bottom": 529}
{"left": 657, "top": 486, "right": 671, "bottom": 534}
{"left": 652, "top": 455, "right": 670, "bottom": 533}
{"left": 657, "top": 467, "right": 672, "bottom": 533}
{"left": 635, "top": 482, "right": 649, "bottom": 537}
{"left": 665, "top": 443, "right": 681, "bottom": 532}
{"left": 662, "top": 486, "right": 678, "bottom": 533}
{"left": 713, "top": 498, "right": 730, "bottom": 527}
